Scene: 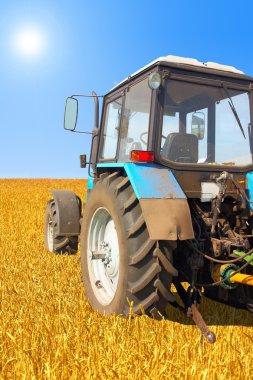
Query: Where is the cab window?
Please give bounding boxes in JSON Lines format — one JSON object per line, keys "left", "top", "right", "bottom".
{"left": 101, "top": 97, "right": 122, "bottom": 159}
{"left": 160, "top": 79, "right": 251, "bottom": 166}
{"left": 118, "top": 79, "right": 152, "bottom": 161}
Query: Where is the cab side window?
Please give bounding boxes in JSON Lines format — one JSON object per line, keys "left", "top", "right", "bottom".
{"left": 118, "top": 79, "right": 152, "bottom": 161}
{"left": 101, "top": 97, "right": 122, "bottom": 159}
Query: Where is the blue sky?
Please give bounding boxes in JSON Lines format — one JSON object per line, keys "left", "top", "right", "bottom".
{"left": 1, "top": 0, "right": 253, "bottom": 178}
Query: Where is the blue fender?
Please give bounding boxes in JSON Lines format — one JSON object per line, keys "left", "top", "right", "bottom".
{"left": 96, "top": 163, "right": 194, "bottom": 240}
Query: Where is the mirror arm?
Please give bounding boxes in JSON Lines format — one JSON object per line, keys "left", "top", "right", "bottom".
{"left": 66, "top": 92, "right": 102, "bottom": 177}
{"left": 70, "top": 130, "right": 93, "bottom": 135}
{"left": 68, "top": 92, "right": 102, "bottom": 133}
{"left": 92, "top": 91, "right": 99, "bottom": 130}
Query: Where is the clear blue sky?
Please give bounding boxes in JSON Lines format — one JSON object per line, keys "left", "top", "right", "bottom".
{"left": 1, "top": 0, "right": 253, "bottom": 178}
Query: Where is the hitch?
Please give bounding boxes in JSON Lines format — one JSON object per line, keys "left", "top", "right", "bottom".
{"left": 187, "top": 304, "right": 216, "bottom": 344}
{"left": 170, "top": 281, "right": 216, "bottom": 344}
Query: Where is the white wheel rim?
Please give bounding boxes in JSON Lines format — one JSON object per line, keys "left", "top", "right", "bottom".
{"left": 47, "top": 216, "right": 54, "bottom": 252}
{"left": 87, "top": 207, "right": 120, "bottom": 305}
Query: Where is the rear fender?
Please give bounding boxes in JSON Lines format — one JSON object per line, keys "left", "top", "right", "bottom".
{"left": 97, "top": 162, "right": 194, "bottom": 240}
{"left": 50, "top": 190, "right": 82, "bottom": 237}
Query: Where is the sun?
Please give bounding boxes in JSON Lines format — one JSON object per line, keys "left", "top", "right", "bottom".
{"left": 15, "top": 27, "right": 45, "bottom": 58}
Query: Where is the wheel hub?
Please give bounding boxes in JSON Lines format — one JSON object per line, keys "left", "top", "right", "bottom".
{"left": 87, "top": 207, "right": 120, "bottom": 305}
{"left": 98, "top": 241, "right": 118, "bottom": 278}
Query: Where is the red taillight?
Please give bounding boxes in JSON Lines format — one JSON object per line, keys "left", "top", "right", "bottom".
{"left": 130, "top": 150, "right": 154, "bottom": 162}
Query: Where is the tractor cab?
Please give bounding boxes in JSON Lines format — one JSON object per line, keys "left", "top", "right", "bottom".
{"left": 65, "top": 55, "right": 253, "bottom": 178}
{"left": 100, "top": 56, "right": 252, "bottom": 170}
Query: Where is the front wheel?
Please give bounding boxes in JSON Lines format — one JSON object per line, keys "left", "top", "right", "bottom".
{"left": 80, "top": 172, "right": 175, "bottom": 316}
{"left": 44, "top": 200, "right": 78, "bottom": 254}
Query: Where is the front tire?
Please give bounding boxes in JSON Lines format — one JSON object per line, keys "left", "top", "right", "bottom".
{"left": 44, "top": 200, "right": 78, "bottom": 254}
{"left": 81, "top": 172, "right": 175, "bottom": 316}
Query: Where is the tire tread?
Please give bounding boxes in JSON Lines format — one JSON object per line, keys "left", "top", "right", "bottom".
{"left": 129, "top": 262, "right": 161, "bottom": 294}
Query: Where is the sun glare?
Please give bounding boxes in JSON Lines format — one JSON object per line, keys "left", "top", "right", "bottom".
{"left": 15, "top": 27, "right": 45, "bottom": 58}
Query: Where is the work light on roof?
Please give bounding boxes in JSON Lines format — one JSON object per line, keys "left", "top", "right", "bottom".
{"left": 148, "top": 72, "right": 161, "bottom": 90}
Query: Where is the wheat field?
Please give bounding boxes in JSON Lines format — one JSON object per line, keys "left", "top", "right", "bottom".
{"left": 0, "top": 179, "right": 253, "bottom": 380}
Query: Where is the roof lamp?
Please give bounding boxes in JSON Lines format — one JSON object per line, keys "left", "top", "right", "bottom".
{"left": 148, "top": 72, "right": 161, "bottom": 90}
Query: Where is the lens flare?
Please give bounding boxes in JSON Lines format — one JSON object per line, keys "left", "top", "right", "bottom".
{"left": 15, "top": 27, "right": 45, "bottom": 58}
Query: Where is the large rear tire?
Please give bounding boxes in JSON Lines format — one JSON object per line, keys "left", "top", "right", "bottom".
{"left": 80, "top": 172, "right": 175, "bottom": 316}
{"left": 44, "top": 200, "right": 78, "bottom": 254}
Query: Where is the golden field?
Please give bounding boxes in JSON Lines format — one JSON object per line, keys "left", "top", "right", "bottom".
{"left": 0, "top": 179, "right": 253, "bottom": 380}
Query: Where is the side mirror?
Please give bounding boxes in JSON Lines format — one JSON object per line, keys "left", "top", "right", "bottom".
{"left": 191, "top": 112, "right": 205, "bottom": 140}
{"left": 64, "top": 97, "right": 78, "bottom": 131}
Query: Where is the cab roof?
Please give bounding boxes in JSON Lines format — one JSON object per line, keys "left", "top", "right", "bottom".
{"left": 134, "top": 55, "right": 244, "bottom": 75}
{"left": 110, "top": 55, "right": 252, "bottom": 93}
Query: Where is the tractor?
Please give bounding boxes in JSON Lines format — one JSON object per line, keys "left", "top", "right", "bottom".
{"left": 44, "top": 56, "right": 253, "bottom": 343}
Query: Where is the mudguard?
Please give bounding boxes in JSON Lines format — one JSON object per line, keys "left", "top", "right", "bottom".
{"left": 97, "top": 163, "right": 194, "bottom": 240}
{"left": 50, "top": 190, "right": 81, "bottom": 237}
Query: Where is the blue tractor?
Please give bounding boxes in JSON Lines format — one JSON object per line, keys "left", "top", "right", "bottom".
{"left": 44, "top": 56, "right": 253, "bottom": 342}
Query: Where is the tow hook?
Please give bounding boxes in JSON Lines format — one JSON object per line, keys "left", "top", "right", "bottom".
{"left": 172, "top": 281, "right": 216, "bottom": 343}
{"left": 187, "top": 303, "right": 216, "bottom": 344}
